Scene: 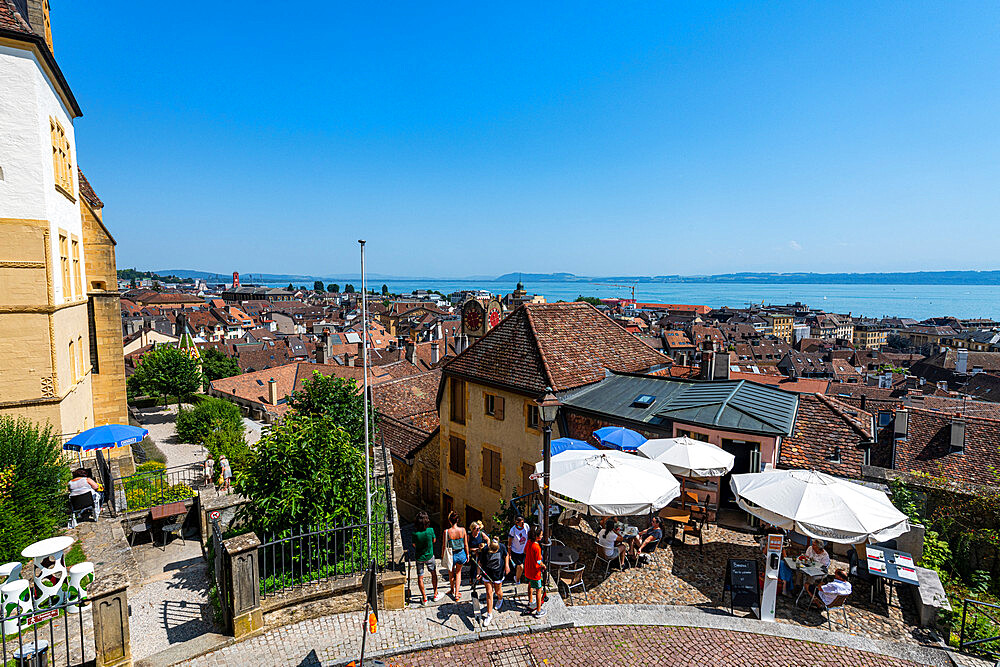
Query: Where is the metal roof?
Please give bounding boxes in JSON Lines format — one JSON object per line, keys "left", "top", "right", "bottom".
{"left": 560, "top": 373, "right": 798, "bottom": 437}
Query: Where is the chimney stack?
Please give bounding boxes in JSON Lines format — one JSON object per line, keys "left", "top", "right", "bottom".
{"left": 700, "top": 349, "right": 715, "bottom": 381}
{"left": 405, "top": 340, "right": 416, "bottom": 364}
{"left": 435, "top": 322, "right": 443, "bottom": 340}
{"left": 431, "top": 341, "right": 440, "bottom": 364}
{"left": 267, "top": 378, "right": 278, "bottom": 405}
{"left": 956, "top": 349, "right": 969, "bottom": 374}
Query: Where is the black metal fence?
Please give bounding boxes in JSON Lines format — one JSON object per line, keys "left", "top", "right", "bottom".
{"left": 960, "top": 598, "right": 1000, "bottom": 657}
{"left": 111, "top": 463, "right": 201, "bottom": 515}
{"left": 0, "top": 597, "right": 91, "bottom": 666}
{"left": 211, "top": 519, "right": 232, "bottom": 633}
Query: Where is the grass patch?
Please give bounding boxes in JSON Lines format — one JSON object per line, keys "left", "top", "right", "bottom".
{"left": 65, "top": 541, "right": 85, "bottom": 568}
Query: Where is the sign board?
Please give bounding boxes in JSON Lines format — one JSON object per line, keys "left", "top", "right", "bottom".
{"left": 767, "top": 534, "right": 783, "bottom": 552}
{"left": 26, "top": 609, "right": 59, "bottom": 625}
{"left": 724, "top": 558, "right": 759, "bottom": 612}
{"left": 528, "top": 472, "right": 543, "bottom": 480}
{"left": 209, "top": 510, "right": 221, "bottom": 521}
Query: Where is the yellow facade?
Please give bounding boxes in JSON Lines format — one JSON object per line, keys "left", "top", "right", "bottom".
{"left": 853, "top": 327, "right": 887, "bottom": 350}
{"left": 766, "top": 314, "right": 794, "bottom": 342}
{"left": 438, "top": 377, "right": 563, "bottom": 524}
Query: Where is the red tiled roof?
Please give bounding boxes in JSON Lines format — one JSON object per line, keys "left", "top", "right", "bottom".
{"left": 888, "top": 408, "right": 1000, "bottom": 485}
{"left": 379, "top": 414, "right": 435, "bottom": 459}
{"left": 779, "top": 393, "right": 873, "bottom": 476}
{"left": 730, "top": 373, "right": 830, "bottom": 394}
{"left": 0, "top": 0, "right": 31, "bottom": 35}
{"left": 443, "top": 303, "right": 670, "bottom": 394}
{"left": 77, "top": 168, "right": 103, "bottom": 209}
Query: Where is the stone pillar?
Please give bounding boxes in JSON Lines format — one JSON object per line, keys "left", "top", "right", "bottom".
{"left": 380, "top": 571, "right": 406, "bottom": 610}
{"left": 90, "top": 573, "right": 131, "bottom": 667}
{"left": 224, "top": 533, "right": 263, "bottom": 638}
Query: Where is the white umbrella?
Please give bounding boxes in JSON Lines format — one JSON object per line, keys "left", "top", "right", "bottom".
{"left": 638, "top": 437, "right": 735, "bottom": 477}
{"left": 730, "top": 469, "right": 910, "bottom": 544}
{"left": 537, "top": 449, "right": 680, "bottom": 516}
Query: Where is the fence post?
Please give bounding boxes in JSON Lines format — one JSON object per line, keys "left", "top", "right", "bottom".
{"left": 224, "top": 532, "right": 263, "bottom": 638}
{"left": 381, "top": 571, "right": 406, "bottom": 610}
{"left": 90, "top": 572, "right": 131, "bottom": 667}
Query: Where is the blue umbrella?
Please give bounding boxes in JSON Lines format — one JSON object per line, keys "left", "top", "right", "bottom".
{"left": 550, "top": 437, "right": 597, "bottom": 457}
{"left": 593, "top": 426, "right": 647, "bottom": 452}
{"left": 64, "top": 424, "right": 148, "bottom": 453}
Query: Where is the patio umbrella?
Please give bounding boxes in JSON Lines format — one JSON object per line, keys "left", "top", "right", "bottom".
{"left": 638, "top": 437, "right": 735, "bottom": 477}
{"left": 537, "top": 449, "right": 680, "bottom": 516}
{"left": 64, "top": 424, "right": 148, "bottom": 466}
{"left": 730, "top": 469, "right": 910, "bottom": 544}
{"left": 593, "top": 426, "right": 647, "bottom": 452}
{"left": 550, "top": 437, "right": 597, "bottom": 457}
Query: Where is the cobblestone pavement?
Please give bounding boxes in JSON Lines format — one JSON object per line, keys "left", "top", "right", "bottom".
{"left": 388, "top": 625, "right": 928, "bottom": 667}
{"left": 556, "top": 519, "right": 933, "bottom": 646}
{"left": 178, "top": 583, "right": 569, "bottom": 666}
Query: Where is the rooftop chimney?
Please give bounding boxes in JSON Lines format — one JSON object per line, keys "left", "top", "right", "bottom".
{"left": 267, "top": 378, "right": 278, "bottom": 405}
{"left": 700, "top": 350, "right": 715, "bottom": 381}
{"left": 431, "top": 341, "right": 440, "bottom": 364}
{"left": 950, "top": 418, "right": 966, "bottom": 453}
{"left": 405, "top": 341, "right": 416, "bottom": 364}
{"left": 435, "top": 322, "right": 443, "bottom": 340}
{"left": 956, "top": 349, "right": 969, "bottom": 374}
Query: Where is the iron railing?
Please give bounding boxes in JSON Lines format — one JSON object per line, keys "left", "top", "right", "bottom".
{"left": 0, "top": 597, "right": 91, "bottom": 666}
{"left": 960, "top": 598, "right": 1000, "bottom": 657}
{"left": 111, "top": 463, "right": 201, "bottom": 515}
{"left": 258, "top": 519, "right": 392, "bottom": 599}
{"left": 211, "top": 519, "right": 232, "bottom": 633}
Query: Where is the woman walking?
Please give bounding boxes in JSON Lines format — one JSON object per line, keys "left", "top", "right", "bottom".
{"left": 523, "top": 526, "right": 546, "bottom": 617}
{"left": 443, "top": 511, "right": 469, "bottom": 601}
{"left": 478, "top": 537, "right": 508, "bottom": 627}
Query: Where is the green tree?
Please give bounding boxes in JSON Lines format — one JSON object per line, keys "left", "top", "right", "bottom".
{"left": 129, "top": 277, "right": 137, "bottom": 289}
{"left": 328, "top": 283, "right": 339, "bottom": 293}
{"left": 126, "top": 345, "right": 202, "bottom": 407}
{"left": 176, "top": 396, "right": 243, "bottom": 444}
{"left": 287, "top": 372, "right": 375, "bottom": 447}
{"left": 200, "top": 347, "right": 241, "bottom": 390}
{"left": 313, "top": 280, "right": 325, "bottom": 292}
{"left": 286, "top": 283, "right": 294, "bottom": 291}
{"left": 886, "top": 334, "right": 909, "bottom": 350}
{"left": 0, "top": 417, "right": 71, "bottom": 562}
{"left": 152, "top": 281, "right": 163, "bottom": 292}
{"left": 236, "top": 413, "right": 366, "bottom": 533}
{"left": 575, "top": 295, "right": 603, "bottom": 306}
{"left": 344, "top": 284, "right": 355, "bottom": 293}
{"left": 381, "top": 284, "right": 389, "bottom": 295}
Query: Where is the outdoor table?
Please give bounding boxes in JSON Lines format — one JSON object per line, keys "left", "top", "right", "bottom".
{"left": 620, "top": 525, "right": 639, "bottom": 539}
{"left": 865, "top": 546, "right": 919, "bottom": 606}
{"left": 658, "top": 507, "right": 691, "bottom": 541}
{"left": 785, "top": 557, "right": 827, "bottom": 605}
{"left": 549, "top": 544, "right": 578, "bottom": 568}
{"left": 150, "top": 502, "right": 187, "bottom": 521}
{"left": 21, "top": 535, "right": 75, "bottom": 608}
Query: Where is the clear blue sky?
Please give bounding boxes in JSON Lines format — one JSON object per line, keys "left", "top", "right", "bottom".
{"left": 56, "top": 2, "right": 1000, "bottom": 278}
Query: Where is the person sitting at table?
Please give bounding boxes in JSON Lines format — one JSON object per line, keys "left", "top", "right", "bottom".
{"left": 68, "top": 468, "right": 102, "bottom": 520}
{"left": 597, "top": 517, "right": 627, "bottom": 569}
{"left": 630, "top": 516, "right": 663, "bottom": 560}
{"left": 811, "top": 569, "right": 852, "bottom": 608}
{"left": 805, "top": 538, "right": 831, "bottom": 570}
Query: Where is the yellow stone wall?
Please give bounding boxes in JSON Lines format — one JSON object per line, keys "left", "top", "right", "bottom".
{"left": 439, "top": 377, "right": 562, "bottom": 524}
{"left": 80, "top": 199, "right": 127, "bottom": 426}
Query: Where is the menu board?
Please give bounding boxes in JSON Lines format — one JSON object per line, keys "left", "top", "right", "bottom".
{"left": 726, "top": 557, "right": 759, "bottom": 610}
{"left": 896, "top": 565, "right": 919, "bottom": 582}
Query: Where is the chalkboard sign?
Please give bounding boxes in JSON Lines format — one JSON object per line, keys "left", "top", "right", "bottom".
{"left": 724, "top": 558, "right": 759, "bottom": 614}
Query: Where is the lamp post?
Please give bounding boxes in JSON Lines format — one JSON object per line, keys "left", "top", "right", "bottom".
{"left": 536, "top": 387, "right": 560, "bottom": 595}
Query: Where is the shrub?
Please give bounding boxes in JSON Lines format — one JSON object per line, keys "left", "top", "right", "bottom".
{"left": 0, "top": 417, "right": 71, "bottom": 563}
{"left": 176, "top": 397, "right": 242, "bottom": 445}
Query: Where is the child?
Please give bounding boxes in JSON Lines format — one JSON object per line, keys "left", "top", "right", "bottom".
{"left": 523, "top": 526, "right": 546, "bottom": 617}
{"left": 203, "top": 456, "right": 215, "bottom": 486}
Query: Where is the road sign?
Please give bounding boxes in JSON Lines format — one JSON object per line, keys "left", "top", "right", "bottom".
{"left": 528, "top": 472, "right": 543, "bottom": 480}
{"left": 209, "top": 510, "right": 221, "bottom": 520}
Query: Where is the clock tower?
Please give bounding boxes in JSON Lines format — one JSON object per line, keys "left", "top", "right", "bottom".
{"left": 461, "top": 297, "right": 504, "bottom": 343}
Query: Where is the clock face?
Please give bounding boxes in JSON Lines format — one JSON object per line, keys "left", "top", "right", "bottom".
{"left": 488, "top": 308, "right": 501, "bottom": 328}
{"left": 464, "top": 303, "right": 483, "bottom": 332}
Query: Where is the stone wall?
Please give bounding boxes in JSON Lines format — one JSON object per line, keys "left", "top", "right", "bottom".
{"left": 391, "top": 432, "right": 440, "bottom": 523}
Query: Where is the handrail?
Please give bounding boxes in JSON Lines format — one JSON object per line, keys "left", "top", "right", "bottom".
{"left": 960, "top": 598, "right": 1000, "bottom": 656}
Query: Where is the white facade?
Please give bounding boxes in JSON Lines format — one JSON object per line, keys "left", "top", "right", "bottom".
{"left": 0, "top": 43, "right": 86, "bottom": 303}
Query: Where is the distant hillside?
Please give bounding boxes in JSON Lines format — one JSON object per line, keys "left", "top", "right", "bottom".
{"left": 495, "top": 271, "right": 1000, "bottom": 285}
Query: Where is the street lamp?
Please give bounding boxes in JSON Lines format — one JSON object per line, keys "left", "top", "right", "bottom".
{"left": 536, "top": 386, "right": 560, "bottom": 595}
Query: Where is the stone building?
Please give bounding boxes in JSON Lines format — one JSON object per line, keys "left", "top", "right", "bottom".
{"left": 0, "top": 1, "right": 127, "bottom": 441}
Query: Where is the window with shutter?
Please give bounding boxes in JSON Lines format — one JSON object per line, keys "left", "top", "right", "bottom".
{"left": 521, "top": 463, "right": 535, "bottom": 495}
{"left": 449, "top": 435, "right": 465, "bottom": 475}
{"left": 482, "top": 447, "right": 501, "bottom": 491}
{"left": 495, "top": 396, "right": 504, "bottom": 420}
{"left": 450, "top": 379, "right": 466, "bottom": 424}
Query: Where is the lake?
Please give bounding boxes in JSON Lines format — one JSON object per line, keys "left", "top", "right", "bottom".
{"left": 265, "top": 279, "right": 999, "bottom": 320}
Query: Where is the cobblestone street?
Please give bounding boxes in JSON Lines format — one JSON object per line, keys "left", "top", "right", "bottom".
{"left": 388, "top": 626, "right": 929, "bottom": 667}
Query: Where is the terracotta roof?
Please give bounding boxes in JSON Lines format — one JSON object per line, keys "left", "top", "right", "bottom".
{"left": 443, "top": 303, "right": 670, "bottom": 394}
{"left": 77, "top": 168, "right": 103, "bottom": 209}
{"left": 887, "top": 408, "right": 1000, "bottom": 485}
{"left": 0, "top": 0, "right": 31, "bottom": 35}
{"left": 379, "top": 414, "right": 434, "bottom": 459}
{"left": 779, "top": 393, "right": 873, "bottom": 476}
{"left": 729, "top": 373, "right": 830, "bottom": 394}
{"left": 372, "top": 370, "right": 441, "bottom": 422}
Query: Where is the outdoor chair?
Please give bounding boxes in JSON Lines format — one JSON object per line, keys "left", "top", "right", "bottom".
{"left": 558, "top": 564, "right": 588, "bottom": 605}
{"left": 125, "top": 518, "right": 151, "bottom": 548}
{"left": 682, "top": 507, "right": 705, "bottom": 551}
{"left": 160, "top": 520, "right": 185, "bottom": 549}
{"left": 69, "top": 493, "right": 96, "bottom": 526}
{"left": 849, "top": 547, "right": 878, "bottom": 602}
{"left": 817, "top": 593, "right": 850, "bottom": 631}
{"left": 592, "top": 537, "right": 624, "bottom": 576}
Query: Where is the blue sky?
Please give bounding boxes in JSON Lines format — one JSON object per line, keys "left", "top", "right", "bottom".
{"left": 57, "top": 2, "right": 1000, "bottom": 278}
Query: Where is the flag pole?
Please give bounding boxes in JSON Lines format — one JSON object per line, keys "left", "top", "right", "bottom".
{"left": 359, "top": 240, "right": 372, "bottom": 555}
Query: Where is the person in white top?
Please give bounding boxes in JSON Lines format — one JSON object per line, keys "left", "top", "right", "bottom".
{"left": 68, "top": 469, "right": 102, "bottom": 520}
{"left": 805, "top": 538, "right": 832, "bottom": 569}
{"left": 597, "top": 517, "right": 627, "bottom": 569}
{"left": 507, "top": 516, "right": 530, "bottom": 583}
{"left": 815, "top": 569, "right": 852, "bottom": 607}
